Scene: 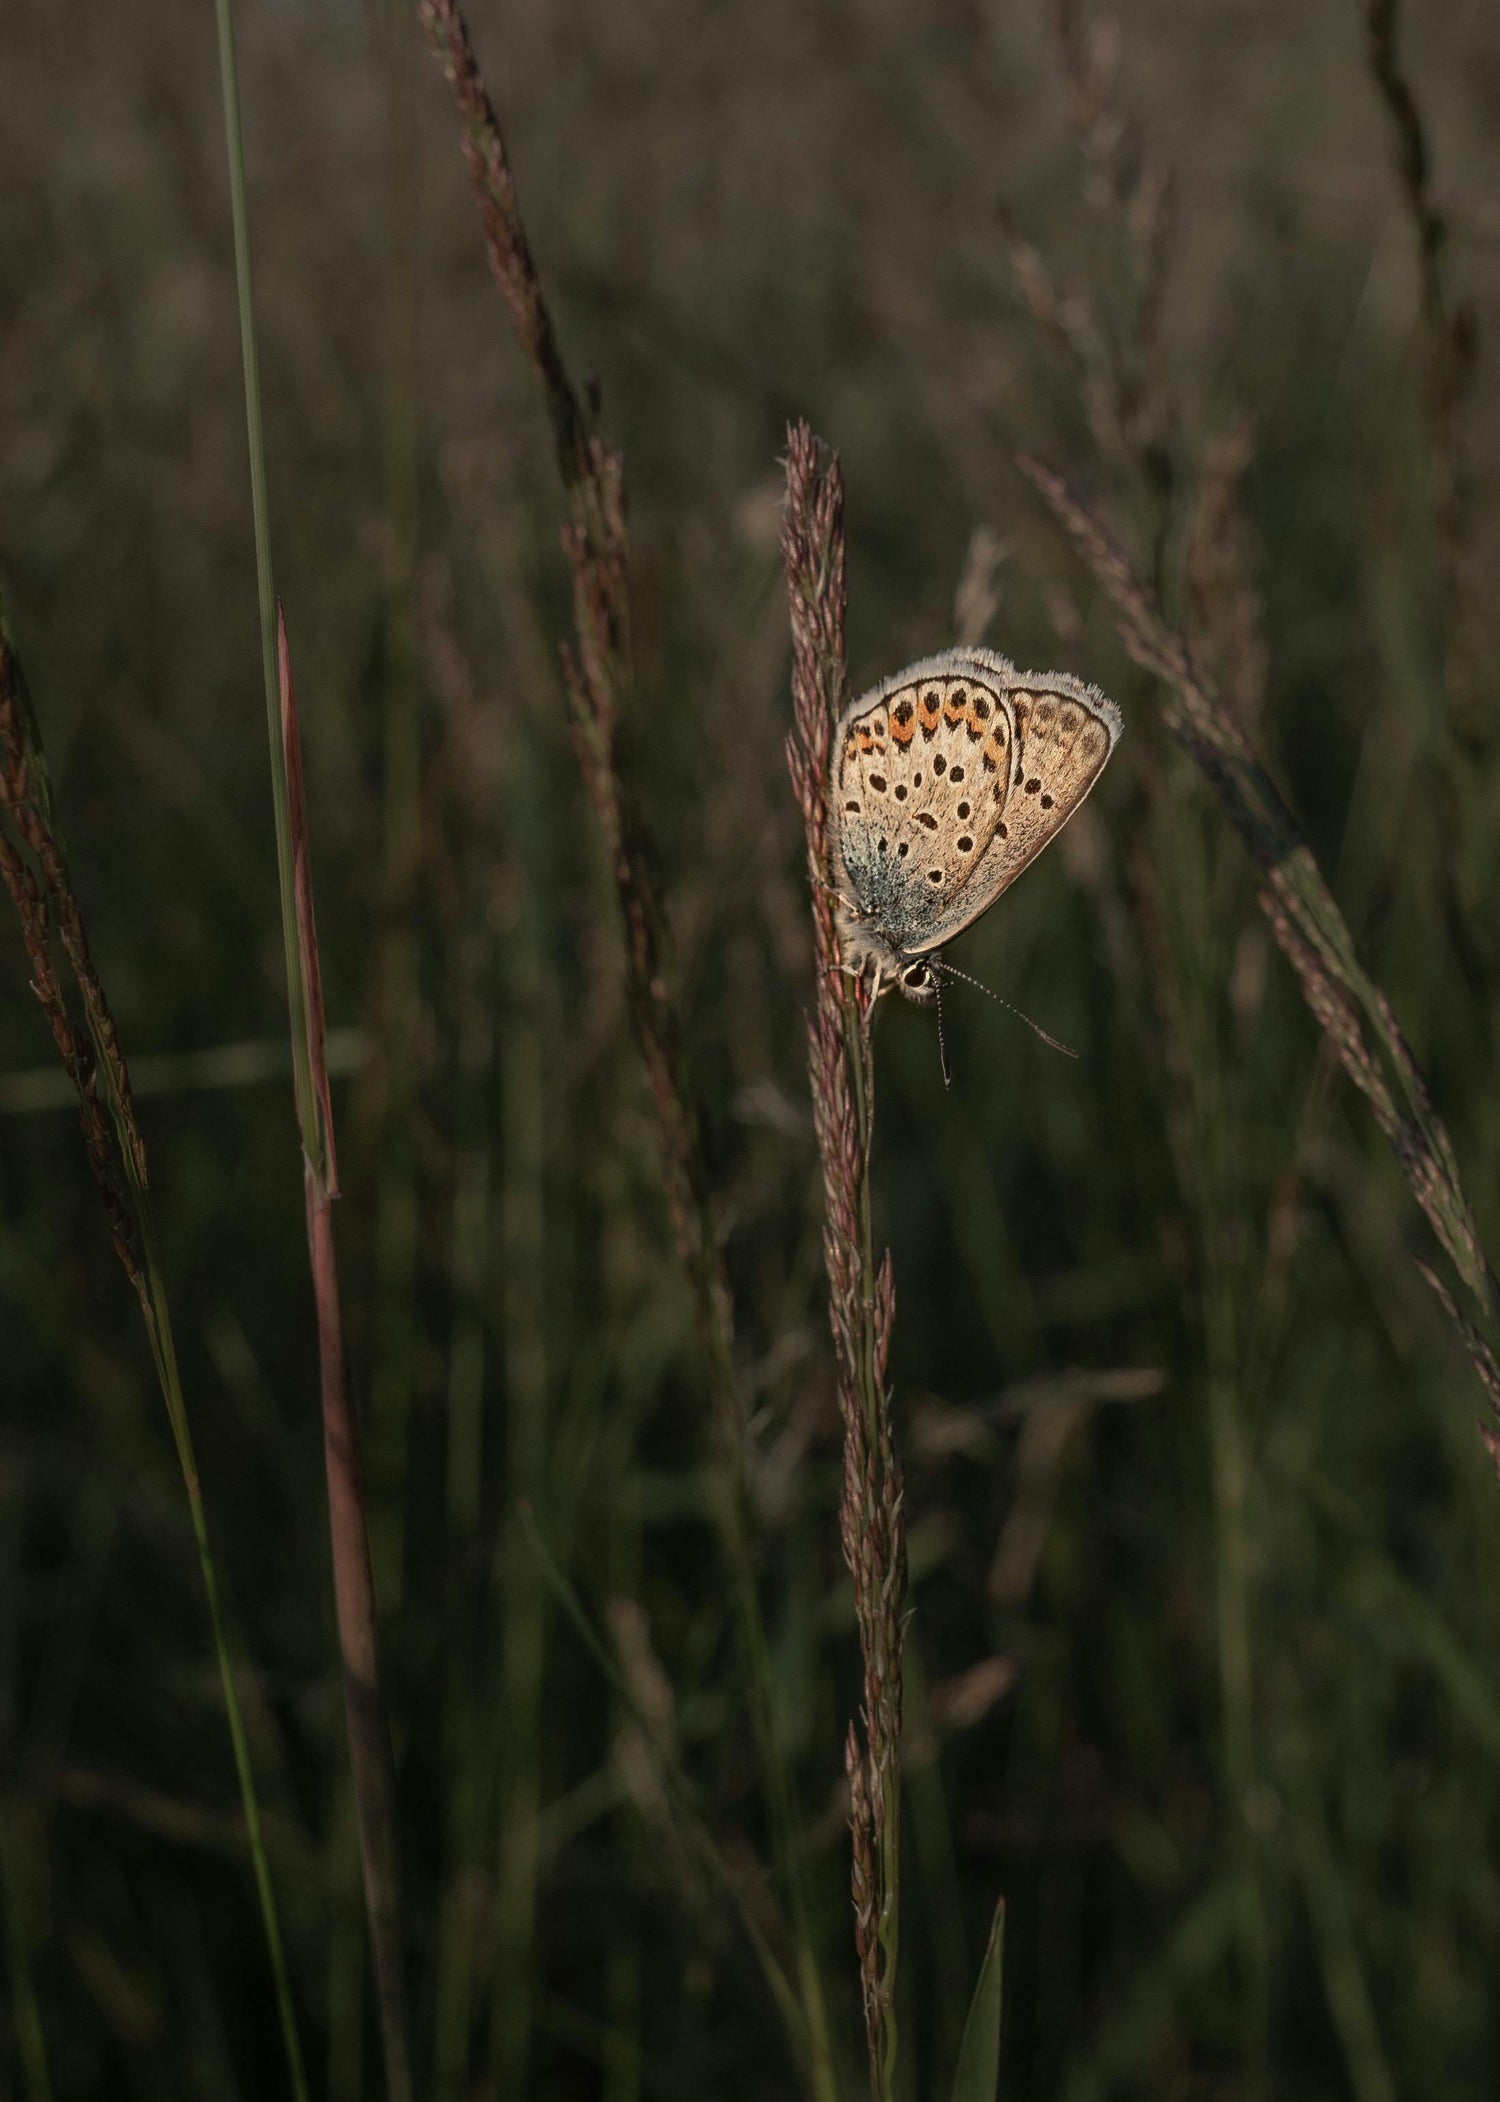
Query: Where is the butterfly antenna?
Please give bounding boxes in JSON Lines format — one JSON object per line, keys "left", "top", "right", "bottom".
{"left": 934, "top": 968, "right": 952, "bottom": 1089}
{"left": 930, "top": 957, "right": 1078, "bottom": 1059}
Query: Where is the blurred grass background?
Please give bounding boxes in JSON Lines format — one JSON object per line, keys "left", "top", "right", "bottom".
{"left": 3, "top": 0, "right": 1500, "bottom": 2095}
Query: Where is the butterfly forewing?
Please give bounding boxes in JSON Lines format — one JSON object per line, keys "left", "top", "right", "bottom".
{"left": 834, "top": 672, "right": 1015, "bottom": 918}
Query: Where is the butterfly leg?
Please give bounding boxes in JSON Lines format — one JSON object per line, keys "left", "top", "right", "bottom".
{"left": 811, "top": 870, "right": 875, "bottom": 921}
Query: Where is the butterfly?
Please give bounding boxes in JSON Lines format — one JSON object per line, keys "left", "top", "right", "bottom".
{"left": 832, "top": 646, "right": 1121, "bottom": 1006}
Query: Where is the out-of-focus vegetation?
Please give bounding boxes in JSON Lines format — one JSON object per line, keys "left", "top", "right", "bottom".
{"left": 3, "top": 0, "right": 1500, "bottom": 2096}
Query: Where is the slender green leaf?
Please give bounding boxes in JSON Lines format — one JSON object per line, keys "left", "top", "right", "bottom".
{"left": 949, "top": 1898, "right": 1005, "bottom": 2102}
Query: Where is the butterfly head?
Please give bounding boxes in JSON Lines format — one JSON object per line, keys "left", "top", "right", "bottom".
{"left": 896, "top": 957, "right": 939, "bottom": 1006}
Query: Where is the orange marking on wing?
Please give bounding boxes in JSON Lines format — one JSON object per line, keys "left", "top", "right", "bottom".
{"left": 890, "top": 697, "right": 917, "bottom": 744}
{"left": 944, "top": 688, "right": 967, "bottom": 724}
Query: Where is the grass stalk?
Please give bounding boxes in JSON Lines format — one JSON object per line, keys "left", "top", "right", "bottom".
{"left": 1204, "top": 1277, "right": 1268, "bottom": 2087}
{"left": 1133, "top": 801, "right": 1270, "bottom": 2083}
{"left": 279, "top": 614, "right": 414, "bottom": 2102}
{"left": 491, "top": 737, "right": 550, "bottom": 2093}
{"left": 431, "top": 920, "right": 492, "bottom": 2102}
{"left": 208, "top": 0, "right": 315, "bottom": 1151}
{"left": 1016, "top": 3, "right": 1499, "bottom": 1416}
{"left": 1195, "top": 1057, "right": 1268, "bottom": 2087}
{"left": 210, "top": 0, "right": 414, "bottom": 2077}
{"left": 368, "top": 0, "right": 426, "bottom": 1606}
{"left": 603, "top": 1374, "right": 647, "bottom": 2102}
{"left": 0, "top": 616, "right": 311, "bottom": 2102}
{"left": 416, "top": 8, "right": 837, "bottom": 2089}
{"left": 1007, "top": 48, "right": 1279, "bottom": 2065}
{"left": 900, "top": 1642, "right": 969, "bottom": 2075}
{"left": 1018, "top": 455, "right": 1500, "bottom": 1440}
{"left": 421, "top": 562, "right": 501, "bottom": 2099}
{"left": 783, "top": 423, "right": 906, "bottom": 2101}
{"left": 1361, "top": 0, "right": 1482, "bottom": 749}
{"left": 326, "top": 1788, "right": 367, "bottom": 2102}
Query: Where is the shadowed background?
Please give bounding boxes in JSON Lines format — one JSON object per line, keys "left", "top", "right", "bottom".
{"left": 3, "top": 0, "right": 1500, "bottom": 2096}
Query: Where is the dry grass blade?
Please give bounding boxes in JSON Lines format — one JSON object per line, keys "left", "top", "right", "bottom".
{"left": 416, "top": 5, "right": 836, "bottom": 2087}
{"left": 783, "top": 422, "right": 906, "bottom": 2099}
{"left": 1019, "top": 454, "right": 1500, "bottom": 1443}
{"left": 0, "top": 610, "right": 311, "bottom": 2102}
{"left": 279, "top": 611, "right": 411, "bottom": 2101}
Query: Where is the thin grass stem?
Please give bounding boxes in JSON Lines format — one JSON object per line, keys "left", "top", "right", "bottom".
{"left": 208, "top": 0, "right": 317, "bottom": 1177}
{"left": 210, "top": 0, "right": 414, "bottom": 2078}
{"left": 492, "top": 747, "right": 550, "bottom": 2095}
{"left": 783, "top": 423, "right": 905, "bottom": 2101}
{"left": 1362, "top": 0, "right": 1482, "bottom": 749}
{"left": 0, "top": 617, "right": 311, "bottom": 2102}
{"left": 368, "top": 0, "right": 425, "bottom": 1606}
{"left": 279, "top": 614, "right": 414, "bottom": 2102}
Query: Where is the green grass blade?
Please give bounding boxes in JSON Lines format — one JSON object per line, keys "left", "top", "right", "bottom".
{"left": 209, "top": 10, "right": 409, "bottom": 2093}
{"left": 948, "top": 1898, "right": 1005, "bottom": 2102}
{"left": 209, "top": 0, "right": 321, "bottom": 1184}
